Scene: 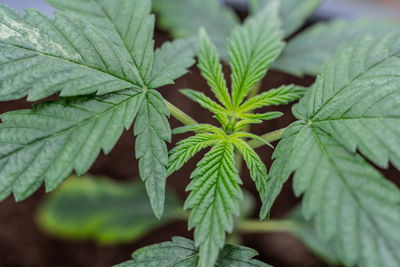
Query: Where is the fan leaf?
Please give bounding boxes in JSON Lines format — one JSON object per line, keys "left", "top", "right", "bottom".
{"left": 0, "top": 2, "right": 152, "bottom": 100}
{"left": 263, "top": 34, "right": 400, "bottom": 266}
{"left": 134, "top": 90, "right": 171, "bottom": 219}
{"left": 149, "top": 38, "right": 197, "bottom": 88}
{"left": 0, "top": 90, "right": 143, "bottom": 201}
{"left": 306, "top": 34, "right": 400, "bottom": 172}
{"left": 114, "top": 236, "right": 271, "bottom": 267}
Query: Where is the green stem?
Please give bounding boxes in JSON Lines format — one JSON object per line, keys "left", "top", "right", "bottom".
{"left": 237, "top": 219, "right": 296, "bottom": 233}
{"left": 166, "top": 100, "right": 198, "bottom": 126}
{"left": 174, "top": 209, "right": 297, "bottom": 234}
{"left": 248, "top": 128, "right": 286, "bottom": 149}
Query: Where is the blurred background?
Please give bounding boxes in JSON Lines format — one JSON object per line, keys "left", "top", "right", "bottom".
{"left": 2, "top": 0, "right": 400, "bottom": 18}
{"left": 0, "top": 0, "right": 399, "bottom": 267}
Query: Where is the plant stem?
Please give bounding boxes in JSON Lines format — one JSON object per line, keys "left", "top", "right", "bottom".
{"left": 174, "top": 209, "right": 297, "bottom": 234}
{"left": 166, "top": 100, "right": 198, "bottom": 126}
{"left": 237, "top": 219, "right": 296, "bottom": 233}
{"left": 248, "top": 128, "right": 286, "bottom": 149}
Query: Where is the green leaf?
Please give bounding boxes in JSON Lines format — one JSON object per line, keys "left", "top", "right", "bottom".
{"left": 185, "top": 142, "right": 242, "bottom": 267}
{"left": 259, "top": 123, "right": 298, "bottom": 219}
{"left": 238, "top": 85, "right": 307, "bottom": 113}
{"left": 274, "top": 19, "right": 399, "bottom": 76}
{"left": 231, "top": 138, "right": 268, "bottom": 202}
{"left": 134, "top": 90, "right": 171, "bottom": 219}
{"left": 229, "top": 1, "right": 284, "bottom": 108}
{"left": 115, "top": 236, "right": 271, "bottom": 267}
{"left": 0, "top": 90, "right": 143, "bottom": 202}
{"left": 0, "top": 0, "right": 197, "bottom": 220}
{"left": 153, "top": 0, "right": 239, "bottom": 61}
{"left": 49, "top": 0, "right": 197, "bottom": 89}
{"left": 198, "top": 29, "right": 231, "bottom": 109}
{"left": 168, "top": 133, "right": 222, "bottom": 176}
{"left": 264, "top": 34, "right": 400, "bottom": 266}
{"left": 37, "top": 175, "right": 181, "bottom": 244}
{"left": 0, "top": 2, "right": 152, "bottom": 101}
{"left": 294, "top": 125, "right": 399, "bottom": 266}
{"left": 149, "top": 38, "right": 197, "bottom": 88}
{"left": 250, "top": 0, "right": 321, "bottom": 37}
{"left": 46, "top": 0, "right": 155, "bottom": 81}
{"left": 305, "top": 34, "right": 400, "bottom": 172}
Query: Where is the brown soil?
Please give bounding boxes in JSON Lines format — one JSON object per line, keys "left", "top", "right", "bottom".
{"left": 0, "top": 30, "right": 398, "bottom": 267}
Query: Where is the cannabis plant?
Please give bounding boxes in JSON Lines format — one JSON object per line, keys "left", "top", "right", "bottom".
{"left": 1, "top": 0, "right": 399, "bottom": 267}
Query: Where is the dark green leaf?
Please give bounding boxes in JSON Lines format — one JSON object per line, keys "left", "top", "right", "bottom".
{"left": 134, "top": 90, "right": 171, "bottom": 219}
{"left": 0, "top": 2, "right": 152, "bottom": 100}
{"left": 149, "top": 38, "right": 197, "bottom": 88}
{"left": 115, "top": 236, "right": 271, "bottom": 267}
{"left": 264, "top": 34, "right": 400, "bottom": 266}
{"left": 0, "top": 90, "right": 143, "bottom": 201}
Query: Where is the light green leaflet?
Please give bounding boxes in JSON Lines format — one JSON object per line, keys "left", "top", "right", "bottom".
{"left": 0, "top": 0, "right": 196, "bottom": 219}
{"left": 37, "top": 175, "right": 181, "bottom": 244}
{"left": 167, "top": 2, "right": 306, "bottom": 266}
{"left": 114, "top": 236, "right": 271, "bottom": 267}
{"left": 274, "top": 19, "right": 400, "bottom": 76}
{"left": 263, "top": 34, "right": 400, "bottom": 266}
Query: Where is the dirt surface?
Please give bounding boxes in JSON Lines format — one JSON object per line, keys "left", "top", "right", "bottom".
{"left": 1, "top": 30, "right": 399, "bottom": 267}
